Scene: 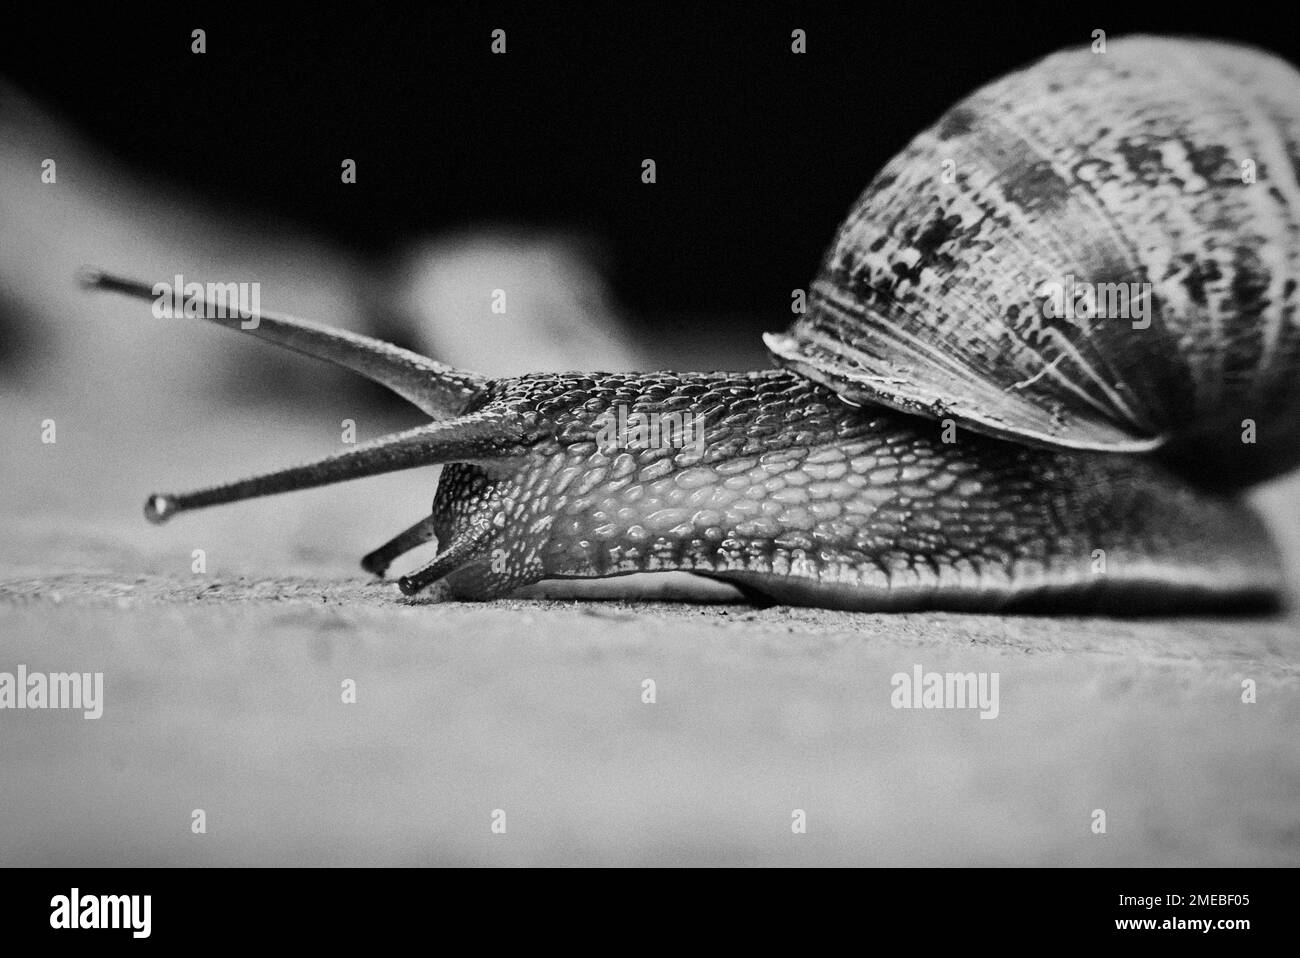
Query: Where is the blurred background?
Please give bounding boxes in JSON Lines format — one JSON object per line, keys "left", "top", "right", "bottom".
{"left": 4, "top": 6, "right": 1299, "bottom": 389}
{"left": 3, "top": 3, "right": 1300, "bottom": 869}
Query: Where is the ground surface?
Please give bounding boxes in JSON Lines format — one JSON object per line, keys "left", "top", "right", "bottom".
{"left": 2, "top": 392, "right": 1298, "bottom": 866}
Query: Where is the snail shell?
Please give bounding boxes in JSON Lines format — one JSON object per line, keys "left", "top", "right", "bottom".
{"left": 766, "top": 36, "right": 1300, "bottom": 489}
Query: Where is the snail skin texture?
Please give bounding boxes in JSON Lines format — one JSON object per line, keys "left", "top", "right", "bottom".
{"left": 83, "top": 37, "right": 1297, "bottom": 613}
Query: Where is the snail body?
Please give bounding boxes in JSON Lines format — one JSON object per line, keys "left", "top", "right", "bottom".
{"left": 84, "top": 36, "right": 1299, "bottom": 612}
{"left": 426, "top": 369, "right": 1279, "bottom": 611}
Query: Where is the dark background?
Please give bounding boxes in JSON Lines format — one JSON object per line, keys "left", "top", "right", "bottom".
{"left": 4, "top": 3, "right": 1300, "bottom": 328}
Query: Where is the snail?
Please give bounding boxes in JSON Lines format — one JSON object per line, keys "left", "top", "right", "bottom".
{"left": 81, "top": 36, "right": 1300, "bottom": 613}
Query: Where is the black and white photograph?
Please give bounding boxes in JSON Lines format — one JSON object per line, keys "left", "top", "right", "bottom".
{"left": 0, "top": 0, "right": 1296, "bottom": 933}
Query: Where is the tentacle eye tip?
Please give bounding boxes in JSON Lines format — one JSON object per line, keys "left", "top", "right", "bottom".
{"left": 143, "top": 494, "right": 175, "bottom": 525}
{"left": 396, "top": 576, "right": 422, "bottom": 596}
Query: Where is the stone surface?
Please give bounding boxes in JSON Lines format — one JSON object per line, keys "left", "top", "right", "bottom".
{"left": 2, "top": 391, "right": 1297, "bottom": 865}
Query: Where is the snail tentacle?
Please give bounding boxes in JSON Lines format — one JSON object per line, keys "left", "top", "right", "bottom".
{"left": 397, "top": 519, "right": 495, "bottom": 597}
{"left": 361, "top": 514, "right": 440, "bottom": 578}
{"left": 141, "top": 411, "right": 530, "bottom": 524}
{"left": 79, "top": 267, "right": 486, "bottom": 419}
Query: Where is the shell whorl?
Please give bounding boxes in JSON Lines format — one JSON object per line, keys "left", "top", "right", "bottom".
{"left": 767, "top": 36, "right": 1300, "bottom": 488}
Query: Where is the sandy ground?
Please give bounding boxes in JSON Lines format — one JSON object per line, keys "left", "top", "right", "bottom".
{"left": 2, "top": 391, "right": 1299, "bottom": 866}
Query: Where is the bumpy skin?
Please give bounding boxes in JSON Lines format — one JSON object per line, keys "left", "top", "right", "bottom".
{"left": 425, "top": 369, "right": 1281, "bottom": 612}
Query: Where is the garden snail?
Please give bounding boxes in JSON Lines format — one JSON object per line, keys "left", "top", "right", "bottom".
{"left": 81, "top": 36, "right": 1299, "bottom": 613}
